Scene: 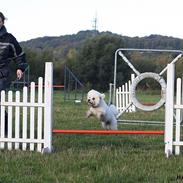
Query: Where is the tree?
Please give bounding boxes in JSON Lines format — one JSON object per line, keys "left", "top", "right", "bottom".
{"left": 69, "top": 34, "right": 131, "bottom": 91}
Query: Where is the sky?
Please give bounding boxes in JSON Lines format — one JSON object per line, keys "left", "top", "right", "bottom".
{"left": 1, "top": 0, "right": 183, "bottom": 42}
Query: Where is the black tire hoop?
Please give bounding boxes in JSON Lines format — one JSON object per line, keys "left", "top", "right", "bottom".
{"left": 130, "top": 72, "right": 166, "bottom": 111}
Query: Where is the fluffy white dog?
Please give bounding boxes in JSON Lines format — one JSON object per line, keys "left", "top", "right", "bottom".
{"left": 86, "top": 89, "right": 118, "bottom": 130}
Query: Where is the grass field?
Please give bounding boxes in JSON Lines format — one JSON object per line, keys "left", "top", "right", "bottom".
{"left": 0, "top": 91, "right": 183, "bottom": 183}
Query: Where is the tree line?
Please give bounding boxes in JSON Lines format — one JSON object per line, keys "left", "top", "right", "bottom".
{"left": 21, "top": 30, "right": 183, "bottom": 91}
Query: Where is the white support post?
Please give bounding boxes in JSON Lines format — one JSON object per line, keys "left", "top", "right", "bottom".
{"left": 175, "top": 78, "right": 181, "bottom": 155}
{"left": 131, "top": 74, "right": 136, "bottom": 112}
{"left": 164, "top": 63, "right": 175, "bottom": 157}
{"left": 119, "top": 87, "right": 122, "bottom": 112}
{"left": 108, "top": 83, "right": 113, "bottom": 105}
{"left": 181, "top": 74, "right": 183, "bottom": 122}
{"left": 125, "top": 83, "right": 128, "bottom": 112}
{"left": 116, "top": 88, "right": 119, "bottom": 112}
{"left": 122, "top": 85, "right": 125, "bottom": 111}
{"left": 128, "top": 80, "right": 131, "bottom": 112}
{"left": 43, "top": 62, "right": 53, "bottom": 153}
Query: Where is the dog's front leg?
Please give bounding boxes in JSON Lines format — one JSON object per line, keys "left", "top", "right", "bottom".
{"left": 97, "top": 112, "right": 105, "bottom": 121}
{"left": 86, "top": 110, "right": 93, "bottom": 118}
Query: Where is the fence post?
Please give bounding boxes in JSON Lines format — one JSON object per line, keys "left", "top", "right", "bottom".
{"left": 164, "top": 63, "right": 175, "bottom": 157}
{"left": 108, "top": 83, "right": 114, "bottom": 105}
{"left": 175, "top": 78, "right": 181, "bottom": 155}
{"left": 43, "top": 62, "right": 53, "bottom": 153}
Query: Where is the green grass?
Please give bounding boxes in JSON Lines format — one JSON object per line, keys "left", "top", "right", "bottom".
{"left": 0, "top": 91, "right": 183, "bottom": 183}
{"left": 136, "top": 90, "right": 162, "bottom": 103}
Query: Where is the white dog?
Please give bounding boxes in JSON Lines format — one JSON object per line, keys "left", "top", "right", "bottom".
{"left": 86, "top": 89, "right": 118, "bottom": 130}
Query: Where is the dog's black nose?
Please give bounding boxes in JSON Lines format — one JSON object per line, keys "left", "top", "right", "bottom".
{"left": 88, "top": 99, "right": 90, "bottom": 102}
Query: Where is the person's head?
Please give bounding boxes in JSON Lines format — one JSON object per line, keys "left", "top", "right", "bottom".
{"left": 0, "top": 12, "right": 6, "bottom": 28}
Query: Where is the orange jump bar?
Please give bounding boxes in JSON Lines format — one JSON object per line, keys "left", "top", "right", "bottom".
{"left": 52, "top": 129, "right": 164, "bottom": 135}
{"left": 52, "top": 85, "right": 64, "bottom": 88}
{"left": 35, "top": 85, "right": 64, "bottom": 88}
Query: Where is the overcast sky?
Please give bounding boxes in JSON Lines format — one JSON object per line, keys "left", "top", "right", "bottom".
{"left": 1, "top": 0, "right": 183, "bottom": 42}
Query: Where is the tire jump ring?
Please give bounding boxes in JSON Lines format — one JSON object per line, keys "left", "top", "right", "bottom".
{"left": 130, "top": 72, "right": 166, "bottom": 111}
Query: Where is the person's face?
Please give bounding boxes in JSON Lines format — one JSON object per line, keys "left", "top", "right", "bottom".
{"left": 0, "top": 17, "right": 4, "bottom": 29}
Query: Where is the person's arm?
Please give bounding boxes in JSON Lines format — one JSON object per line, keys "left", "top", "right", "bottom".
{"left": 9, "top": 34, "right": 28, "bottom": 79}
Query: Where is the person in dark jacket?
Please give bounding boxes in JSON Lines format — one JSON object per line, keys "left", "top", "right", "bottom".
{"left": 0, "top": 12, "right": 27, "bottom": 135}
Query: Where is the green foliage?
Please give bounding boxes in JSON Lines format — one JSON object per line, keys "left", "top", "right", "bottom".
{"left": 69, "top": 34, "right": 128, "bottom": 91}
{"left": 21, "top": 31, "right": 183, "bottom": 90}
{"left": 24, "top": 48, "right": 52, "bottom": 81}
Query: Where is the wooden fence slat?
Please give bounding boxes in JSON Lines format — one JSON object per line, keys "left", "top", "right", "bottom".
{"left": 15, "top": 91, "right": 20, "bottom": 149}
{"left": 30, "top": 82, "right": 35, "bottom": 151}
{"left": 0, "top": 91, "right": 5, "bottom": 149}
{"left": 175, "top": 78, "right": 181, "bottom": 155}
{"left": 7, "top": 91, "right": 13, "bottom": 150}
{"left": 22, "top": 87, "right": 28, "bottom": 150}
{"left": 37, "top": 77, "right": 43, "bottom": 152}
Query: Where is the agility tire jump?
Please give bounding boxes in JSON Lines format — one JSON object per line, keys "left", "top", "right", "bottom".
{"left": 130, "top": 72, "right": 166, "bottom": 111}
{"left": 114, "top": 49, "right": 183, "bottom": 113}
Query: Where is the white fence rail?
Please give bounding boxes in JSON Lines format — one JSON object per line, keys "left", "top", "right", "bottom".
{"left": 116, "top": 74, "right": 136, "bottom": 113}
{"left": 0, "top": 62, "right": 53, "bottom": 153}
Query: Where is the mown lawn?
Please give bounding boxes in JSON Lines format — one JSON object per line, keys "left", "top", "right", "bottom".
{"left": 0, "top": 91, "right": 183, "bottom": 183}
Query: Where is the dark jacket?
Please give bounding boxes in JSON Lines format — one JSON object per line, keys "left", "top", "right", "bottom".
{"left": 0, "top": 25, "right": 27, "bottom": 75}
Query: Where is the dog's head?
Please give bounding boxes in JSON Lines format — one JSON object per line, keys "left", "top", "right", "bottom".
{"left": 87, "top": 89, "right": 105, "bottom": 107}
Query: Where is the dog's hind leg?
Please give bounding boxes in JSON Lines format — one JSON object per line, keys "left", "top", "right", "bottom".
{"left": 101, "top": 121, "right": 107, "bottom": 130}
{"left": 101, "top": 121, "right": 111, "bottom": 130}
{"left": 110, "top": 118, "right": 118, "bottom": 130}
{"left": 110, "top": 123, "right": 118, "bottom": 130}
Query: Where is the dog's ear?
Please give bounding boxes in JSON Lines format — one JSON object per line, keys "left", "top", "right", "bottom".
{"left": 100, "top": 93, "right": 105, "bottom": 99}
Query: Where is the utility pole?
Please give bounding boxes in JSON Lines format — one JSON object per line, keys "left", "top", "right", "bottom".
{"left": 92, "top": 12, "right": 98, "bottom": 35}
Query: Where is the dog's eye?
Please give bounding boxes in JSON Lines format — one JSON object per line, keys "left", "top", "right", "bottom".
{"left": 92, "top": 97, "right": 95, "bottom": 100}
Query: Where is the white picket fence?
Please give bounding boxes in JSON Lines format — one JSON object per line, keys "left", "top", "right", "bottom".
{"left": 0, "top": 62, "right": 53, "bottom": 153}
{"left": 116, "top": 74, "right": 136, "bottom": 113}
{"left": 165, "top": 63, "right": 183, "bottom": 157}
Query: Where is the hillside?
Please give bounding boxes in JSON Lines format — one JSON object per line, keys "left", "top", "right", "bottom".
{"left": 21, "top": 30, "right": 183, "bottom": 61}
{"left": 21, "top": 30, "right": 99, "bottom": 61}
{"left": 20, "top": 30, "right": 183, "bottom": 89}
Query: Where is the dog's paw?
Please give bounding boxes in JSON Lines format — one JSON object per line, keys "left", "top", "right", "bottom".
{"left": 86, "top": 110, "right": 92, "bottom": 118}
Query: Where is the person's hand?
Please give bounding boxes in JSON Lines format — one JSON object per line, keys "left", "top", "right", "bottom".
{"left": 16, "top": 69, "right": 23, "bottom": 80}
